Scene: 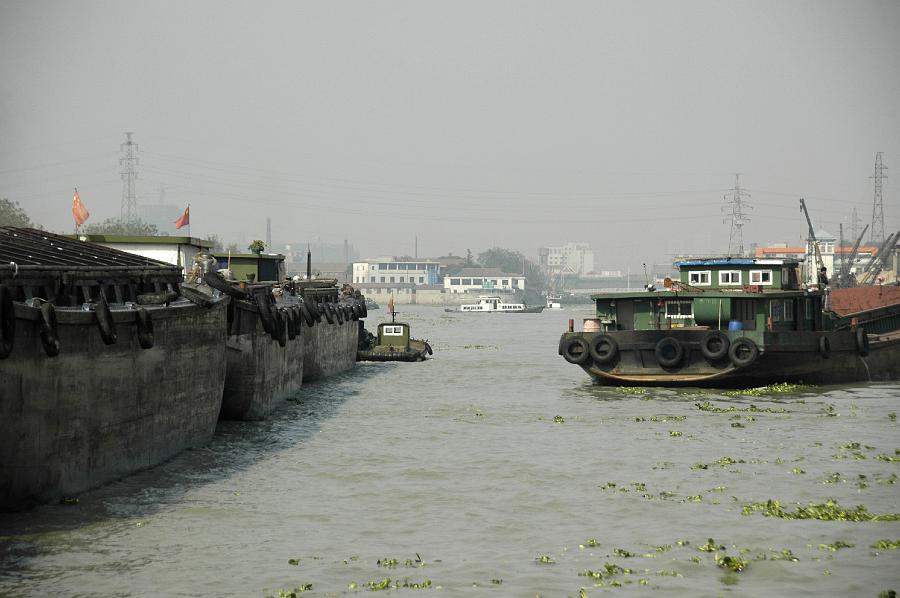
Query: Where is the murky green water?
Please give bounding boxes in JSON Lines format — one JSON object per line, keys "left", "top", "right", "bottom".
{"left": 1, "top": 305, "right": 898, "bottom": 597}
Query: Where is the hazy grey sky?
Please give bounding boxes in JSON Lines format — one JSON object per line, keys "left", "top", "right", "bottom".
{"left": 2, "top": 0, "right": 898, "bottom": 267}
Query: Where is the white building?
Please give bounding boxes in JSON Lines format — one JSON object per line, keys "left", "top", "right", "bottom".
{"left": 76, "top": 234, "right": 213, "bottom": 277}
{"left": 353, "top": 259, "right": 442, "bottom": 286}
{"left": 539, "top": 242, "right": 595, "bottom": 275}
{"left": 443, "top": 268, "right": 526, "bottom": 294}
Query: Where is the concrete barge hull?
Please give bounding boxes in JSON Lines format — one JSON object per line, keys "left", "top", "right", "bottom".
{"left": 220, "top": 301, "right": 304, "bottom": 421}
{"left": 302, "top": 318, "right": 359, "bottom": 382}
{"left": 0, "top": 300, "right": 227, "bottom": 511}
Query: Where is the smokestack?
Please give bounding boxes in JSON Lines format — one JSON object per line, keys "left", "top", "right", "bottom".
{"left": 306, "top": 245, "right": 312, "bottom": 278}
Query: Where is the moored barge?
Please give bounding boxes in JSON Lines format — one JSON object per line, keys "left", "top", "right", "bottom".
{"left": 0, "top": 228, "right": 228, "bottom": 510}
{"left": 558, "top": 258, "right": 900, "bottom": 387}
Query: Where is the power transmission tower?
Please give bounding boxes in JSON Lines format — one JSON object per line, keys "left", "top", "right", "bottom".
{"left": 869, "top": 152, "right": 887, "bottom": 245}
{"left": 723, "top": 173, "right": 752, "bottom": 256}
{"left": 266, "top": 217, "right": 272, "bottom": 248}
{"left": 120, "top": 132, "right": 139, "bottom": 222}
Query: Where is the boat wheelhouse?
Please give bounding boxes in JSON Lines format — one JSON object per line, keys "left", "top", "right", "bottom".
{"left": 558, "top": 258, "right": 900, "bottom": 387}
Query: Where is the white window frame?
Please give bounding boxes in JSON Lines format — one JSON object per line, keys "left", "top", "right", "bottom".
{"left": 719, "top": 270, "right": 741, "bottom": 286}
{"left": 689, "top": 270, "right": 711, "bottom": 286}
{"left": 383, "top": 325, "right": 404, "bottom": 336}
{"left": 749, "top": 270, "right": 773, "bottom": 285}
{"left": 665, "top": 300, "right": 693, "bottom": 319}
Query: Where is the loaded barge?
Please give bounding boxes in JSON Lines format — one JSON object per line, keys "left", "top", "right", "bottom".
{"left": 558, "top": 258, "right": 900, "bottom": 387}
{"left": 0, "top": 228, "right": 228, "bottom": 510}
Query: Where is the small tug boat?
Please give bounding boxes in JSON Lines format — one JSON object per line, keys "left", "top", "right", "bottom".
{"left": 546, "top": 294, "right": 563, "bottom": 310}
{"left": 357, "top": 300, "right": 431, "bottom": 362}
{"left": 445, "top": 295, "right": 544, "bottom": 313}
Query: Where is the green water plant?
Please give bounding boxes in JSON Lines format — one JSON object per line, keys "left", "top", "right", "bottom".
{"left": 741, "top": 499, "right": 900, "bottom": 521}
{"left": 872, "top": 539, "right": 900, "bottom": 550}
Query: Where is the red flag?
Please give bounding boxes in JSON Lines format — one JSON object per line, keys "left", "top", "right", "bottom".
{"left": 174, "top": 206, "right": 190, "bottom": 229}
{"left": 387, "top": 294, "right": 395, "bottom": 313}
{"left": 72, "top": 189, "right": 89, "bottom": 225}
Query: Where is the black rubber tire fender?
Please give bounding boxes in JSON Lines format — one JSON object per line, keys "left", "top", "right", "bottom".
{"left": 360, "top": 300, "right": 368, "bottom": 318}
{"left": 425, "top": 342, "right": 433, "bottom": 356}
{"left": 700, "top": 330, "right": 730, "bottom": 361}
{"left": 333, "top": 303, "right": 344, "bottom": 324}
{"left": 136, "top": 307, "right": 154, "bottom": 349}
{"left": 350, "top": 303, "right": 360, "bottom": 321}
{"left": 655, "top": 337, "right": 684, "bottom": 368}
{"left": 179, "top": 285, "right": 216, "bottom": 308}
{"left": 321, "top": 302, "right": 335, "bottom": 325}
{"left": 299, "top": 302, "right": 316, "bottom": 327}
{"left": 562, "top": 336, "right": 591, "bottom": 365}
{"left": 203, "top": 271, "right": 249, "bottom": 300}
{"left": 306, "top": 300, "right": 322, "bottom": 322}
{"left": 855, "top": 327, "right": 869, "bottom": 357}
{"left": 0, "top": 285, "right": 14, "bottom": 359}
{"left": 285, "top": 307, "right": 298, "bottom": 340}
{"left": 39, "top": 301, "right": 61, "bottom": 357}
{"left": 589, "top": 334, "right": 618, "bottom": 365}
{"left": 96, "top": 293, "right": 118, "bottom": 345}
{"left": 818, "top": 335, "right": 831, "bottom": 358}
{"left": 255, "top": 294, "right": 276, "bottom": 335}
{"left": 272, "top": 307, "right": 287, "bottom": 346}
{"left": 729, "top": 337, "right": 759, "bottom": 368}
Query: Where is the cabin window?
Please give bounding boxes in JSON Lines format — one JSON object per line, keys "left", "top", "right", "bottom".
{"left": 383, "top": 326, "right": 404, "bottom": 336}
{"left": 805, "top": 298, "right": 814, "bottom": 319}
{"left": 770, "top": 300, "right": 783, "bottom": 322}
{"left": 749, "top": 270, "right": 773, "bottom": 285}
{"left": 719, "top": 271, "right": 741, "bottom": 285}
{"left": 689, "top": 271, "right": 711, "bottom": 286}
{"left": 783, "top": 300, "right": 795, "bottom": 322}
{"left": 665, "top": 300, "right": 693, "bottom": 319}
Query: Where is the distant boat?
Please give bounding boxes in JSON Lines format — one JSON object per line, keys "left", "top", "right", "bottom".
{"left": 357, "top": 320, "right": 432, "bottom": 362}
{"left": 445, "top": 295, "right": 544, "bottom": 313}
{"left": 365, "top": 297, "right": 380, "bottom": 310}
{"left": 546, "top": 294, "right": 563, "bottom": 310}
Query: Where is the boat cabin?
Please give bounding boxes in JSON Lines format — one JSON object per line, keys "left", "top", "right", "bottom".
{"left": 460, "top": 296, "right": 526, "bottom": 312}
{"left": 376, "top": 322, "right": 412, "bottom": 350}
{"left": 592, "top": 259, "right": 829, "bottom": 334}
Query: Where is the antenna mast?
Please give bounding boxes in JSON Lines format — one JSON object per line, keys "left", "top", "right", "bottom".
{"left": 120, "top": 132, "right": 139, "bottom": 222}
{"left": 723, "top": 173, "right": 752, "bottom": 256}
{"left": 869, "top": 152, "right": 888, "bottom": 245}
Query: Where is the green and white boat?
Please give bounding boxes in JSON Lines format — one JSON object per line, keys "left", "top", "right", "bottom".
{"left": 558, "top": 258, "right": 900, "bottom": 387}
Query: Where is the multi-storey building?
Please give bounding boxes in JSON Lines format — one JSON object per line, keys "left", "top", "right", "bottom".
{"left": 539, "top": 242, "right": 595, "bottom": 275}
{"left": 442, "top": 268, "right": 526, "bottom": 294}
{"left": 352, "top": 259, "right": 442, "bottom": 286}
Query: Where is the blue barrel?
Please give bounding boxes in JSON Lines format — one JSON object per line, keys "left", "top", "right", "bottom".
{"left": 727, "top": 320, "right": 743, "bottom": 331}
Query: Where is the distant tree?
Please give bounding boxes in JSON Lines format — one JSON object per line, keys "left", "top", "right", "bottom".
{"left": 478, "top": 246, "right": 548, "bottom": 289}
{"left": 83, "top": 218, "right": 158, "bottom": 235}
{"left": 225, "top": 242, "right": 240, "bottom": 254}
{"left": 207, "top": 234, "right": 225, "bottom": 252}
{"left": 0, "top": 198, "right": 35, "bottom": 227}
{"left": 478, "top": 247, "right": 525, "bottom": 274}
{"left": 465, "top": 249, "right": 474, "bottom": 266}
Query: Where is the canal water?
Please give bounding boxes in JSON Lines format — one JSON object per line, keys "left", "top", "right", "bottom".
{"left": 1, "top": 305, "right": 898, "bottom": 597}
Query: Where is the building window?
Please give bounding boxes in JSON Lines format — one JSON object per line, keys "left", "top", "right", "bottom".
{"left": 665, "top": 300, "right": 693, "bottom": 319}
{"left": 380, "top": 277, "right": 385, "bottom": 283}
{"left": 419, "top": 277, "right": 424, "bottom": 283}
{"left": 472, "top": 278, "right": 482, "bottom": 285}
{"left": 462, "top": 279, "right": 472, "bottom": 285}
{"left": 370, "top": 277, "right": 375, "bottom": 282}
{"left": 450, "top": 279, "right": 459, "bottom": 285}
{"left": 689, "top": 271, "right": 711, "bottom": 286}
{"left": 719, "top": 271, "right": 741, "bottom": 285}
{"left": 749, "top": 270, "right": 772, "bottom": 285}
{"left": 399, "top": 277, "right": 404, "bottom": 283}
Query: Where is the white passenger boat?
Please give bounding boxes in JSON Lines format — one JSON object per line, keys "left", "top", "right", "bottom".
{"left": 546, "top": 294, "right": 562, "bottom": 310}
{"left": 445, "top": 295, "right": 544, "bottom": 313}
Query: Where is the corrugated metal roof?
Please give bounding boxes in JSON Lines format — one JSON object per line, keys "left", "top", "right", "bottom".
{"left": 0, "top": 227, "right": 179, "bottom": 272}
